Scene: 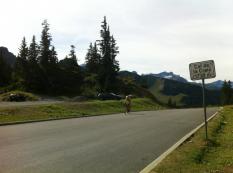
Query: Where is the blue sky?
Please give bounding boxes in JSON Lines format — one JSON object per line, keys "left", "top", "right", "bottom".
{"left": 1, "top": 0, "right": 233, "bottom": 82}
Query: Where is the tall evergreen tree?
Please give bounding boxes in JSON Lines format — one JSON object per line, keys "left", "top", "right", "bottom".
{"left": 98, "top": 16, "right": 119, "bottom": 92}
{"left": 18, "top": 37, "right": 28, "bottom": 60}
{"left": 59, "top": 45, "right": 79, "bottom": 70}
{"left": 26, "top": 36, "right": 46, "bottom": 92}
{"left": 39, "top": 20, "right": 54, "bottom": 68}
{"left": 68, "top": 45, "right": 79, "bottom": 70}
{"left": 110, "top": 35, "right": 119, "bottom": 72}
{"left": 85, "top": 42, "right": 101, "bottom": 74}
{"left": 28, "top": 35, "right": 39, "bottom": 63}
{"left": 58, "top": 45, "right": 82, "bottom": 94}
{"left": 15, "top": 37, "right": 29, "bottom": 84}
{"left": 37, "top": 20, "right": 60, "bottom": 93}
{"left": 49, "top": 46, "right": 58, "bottom": 64}
{"left": 69, "top": 45, "right": 77, "bottom": 63}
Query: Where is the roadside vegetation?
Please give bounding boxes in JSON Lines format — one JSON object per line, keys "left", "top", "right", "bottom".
{"left": 0, "top": 98, "right": 162, "bottom": 124}
{"left": 0, "top": 91, "right": 39, "bottom": 101}
{"left": 151, "top": 106, "right": 233, "bottom": 173}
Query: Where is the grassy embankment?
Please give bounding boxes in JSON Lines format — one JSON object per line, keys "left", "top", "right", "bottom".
{"left": 0, "top": 98, "right": 162, "bottom": 124}
{"left": 151, "top": 106, "right": 233, "bottom": 173}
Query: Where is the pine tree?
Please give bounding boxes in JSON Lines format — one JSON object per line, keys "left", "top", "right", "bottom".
{"left": 98, "top": 16, "right": 119, "bottom": 92}
{"left": 69, "top": 45, "right": 77, "bottom": 63}
{"left": 18, "top": 37, "right": 28, "bottom": 60}
{"left": 85, "top": 42, "right": 101, "bottom": 74}
{"left": 26, "top": 36, "right": 46, "bottom": 92}
{"left": 59, "top": 45, "right": 79, "bottom": 71}
{"left": 49, "top": 46, "right": 58, "bottom": 64}
{"left": 68, "top": 45, "right": 79, "bottom": 70}
{"left": 110, "top": 35, "right": 119, "bottom": 72}
{"left": 28, "top": 35, "right": 39, "bottom": 63}
{"left": 15, "top": 37, "right": 29, "bottom": 84}
{"left": 37, "top": 20, "right": 60, "bottom": 93}
{"left": 39, "top": 20, "right": 56, "bottom": 68}
{"left": 58, "top": 45, "right": 82, "bottom": 95}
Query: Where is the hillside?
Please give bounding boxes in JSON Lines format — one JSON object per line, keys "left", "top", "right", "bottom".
{"left": 119, "top": 71, "right": 221, "bottom": 107}
{"left": 0, "top": 47, "right": 16, "bottom": 67}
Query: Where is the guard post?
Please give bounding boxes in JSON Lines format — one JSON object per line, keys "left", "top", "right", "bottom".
{"left": 189, "top": 60, "right": 216, "bottom": 141}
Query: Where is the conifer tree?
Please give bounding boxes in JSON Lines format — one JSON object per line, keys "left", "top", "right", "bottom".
{"left": 69, "top": 45, "right": 77, "bottom": 63}
{"left": 58, "top": 45, "right": 82, "bottom": 94}
{"left": 49, "top": 46, "right": 58, "bottom": 64}
{"left": 28, "top": 35, "right": 39, "bottom": 63}
{"left": 98, "top": 16, "right": 119, "bottom": 92}
{"left": 59, "top": 45, "right": 79, "bottom": 71}
{"left": 37, "top": 20, "right": 60, "bottom": 93}
{"left": 39, "top": 20, "right": 56, "bottom": 68}
{"left": 15, "top": 37, "right": 29, "bottom": 83}
{"left": 18, "top": 37, "right": 28, "bottom": 60}
{"left": 85, "top": 42, "right": 101, "bottom": 74}
{"left": 26, "top": 36, "right": 45, "bottom": 92}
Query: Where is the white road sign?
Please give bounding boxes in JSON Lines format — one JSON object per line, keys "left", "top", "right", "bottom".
{"left": 189, "top": 60, "right": 216, "bottom": 81}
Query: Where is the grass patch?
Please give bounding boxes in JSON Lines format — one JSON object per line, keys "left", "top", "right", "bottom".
{"left": 152, "top": 106, "right": 233, "bottom": 173}
{"left": 0, "top": 98, "right": 162, "bottom": 124}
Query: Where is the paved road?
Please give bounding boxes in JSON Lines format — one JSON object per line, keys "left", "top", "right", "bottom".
{"left": 0, "top": 108, "right": 218, "bottom": 173}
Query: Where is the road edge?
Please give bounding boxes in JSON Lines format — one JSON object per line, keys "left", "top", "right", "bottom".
{"left": 139, "top": 107, "right": 223, "bottom": 173}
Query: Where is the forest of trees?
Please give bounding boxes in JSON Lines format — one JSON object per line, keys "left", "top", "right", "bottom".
{"left": 0, "top": 17, "right": 122, "bottom": 96}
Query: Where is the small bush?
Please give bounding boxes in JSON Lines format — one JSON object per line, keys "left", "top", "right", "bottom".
{"left": 0, "top": 91, "right": 39, "bottom": 102}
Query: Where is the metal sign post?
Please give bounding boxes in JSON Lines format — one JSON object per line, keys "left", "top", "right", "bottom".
{"left": 202, "top": 78, "right": 208, "bottom": 140}
{"left": 189, "top": 60, "right": 216, "bottom": 141}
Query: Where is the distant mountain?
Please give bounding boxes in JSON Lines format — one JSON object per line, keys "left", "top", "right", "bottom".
{"left": 206, "top": 80, "right": 224, "bottom": 90}
{"left": 206, "top": 80, "right": 233, "bottom": 90}
{"left": 119, "top": 70, "right": 220, "bottom": 107}
{"left": 0, "top": 47, "right": 16, "bottom": 67}
{"left": 149, "top": 71, "right": 188, "bottom": 83}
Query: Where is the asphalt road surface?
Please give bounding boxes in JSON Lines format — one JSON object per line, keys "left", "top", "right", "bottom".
{"left": 0, "top": 108, "right": 218, "bottom": 173}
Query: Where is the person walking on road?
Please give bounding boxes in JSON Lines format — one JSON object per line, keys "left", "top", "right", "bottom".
{"left": 124, "top": 95, "right": 131, "bottom": 114}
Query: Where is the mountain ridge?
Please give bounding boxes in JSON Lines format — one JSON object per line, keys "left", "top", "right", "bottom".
{"left": 0, "top": 47, "right": 16, "bottom": 67}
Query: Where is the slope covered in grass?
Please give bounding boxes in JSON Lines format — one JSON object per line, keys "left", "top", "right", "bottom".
{"left": 0, "top": 98, "right": 163, "bottom": 124}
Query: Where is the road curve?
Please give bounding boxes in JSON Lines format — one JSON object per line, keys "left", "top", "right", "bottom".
{"left": 0, "top": 108, "right": 218, "bottom": 173}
